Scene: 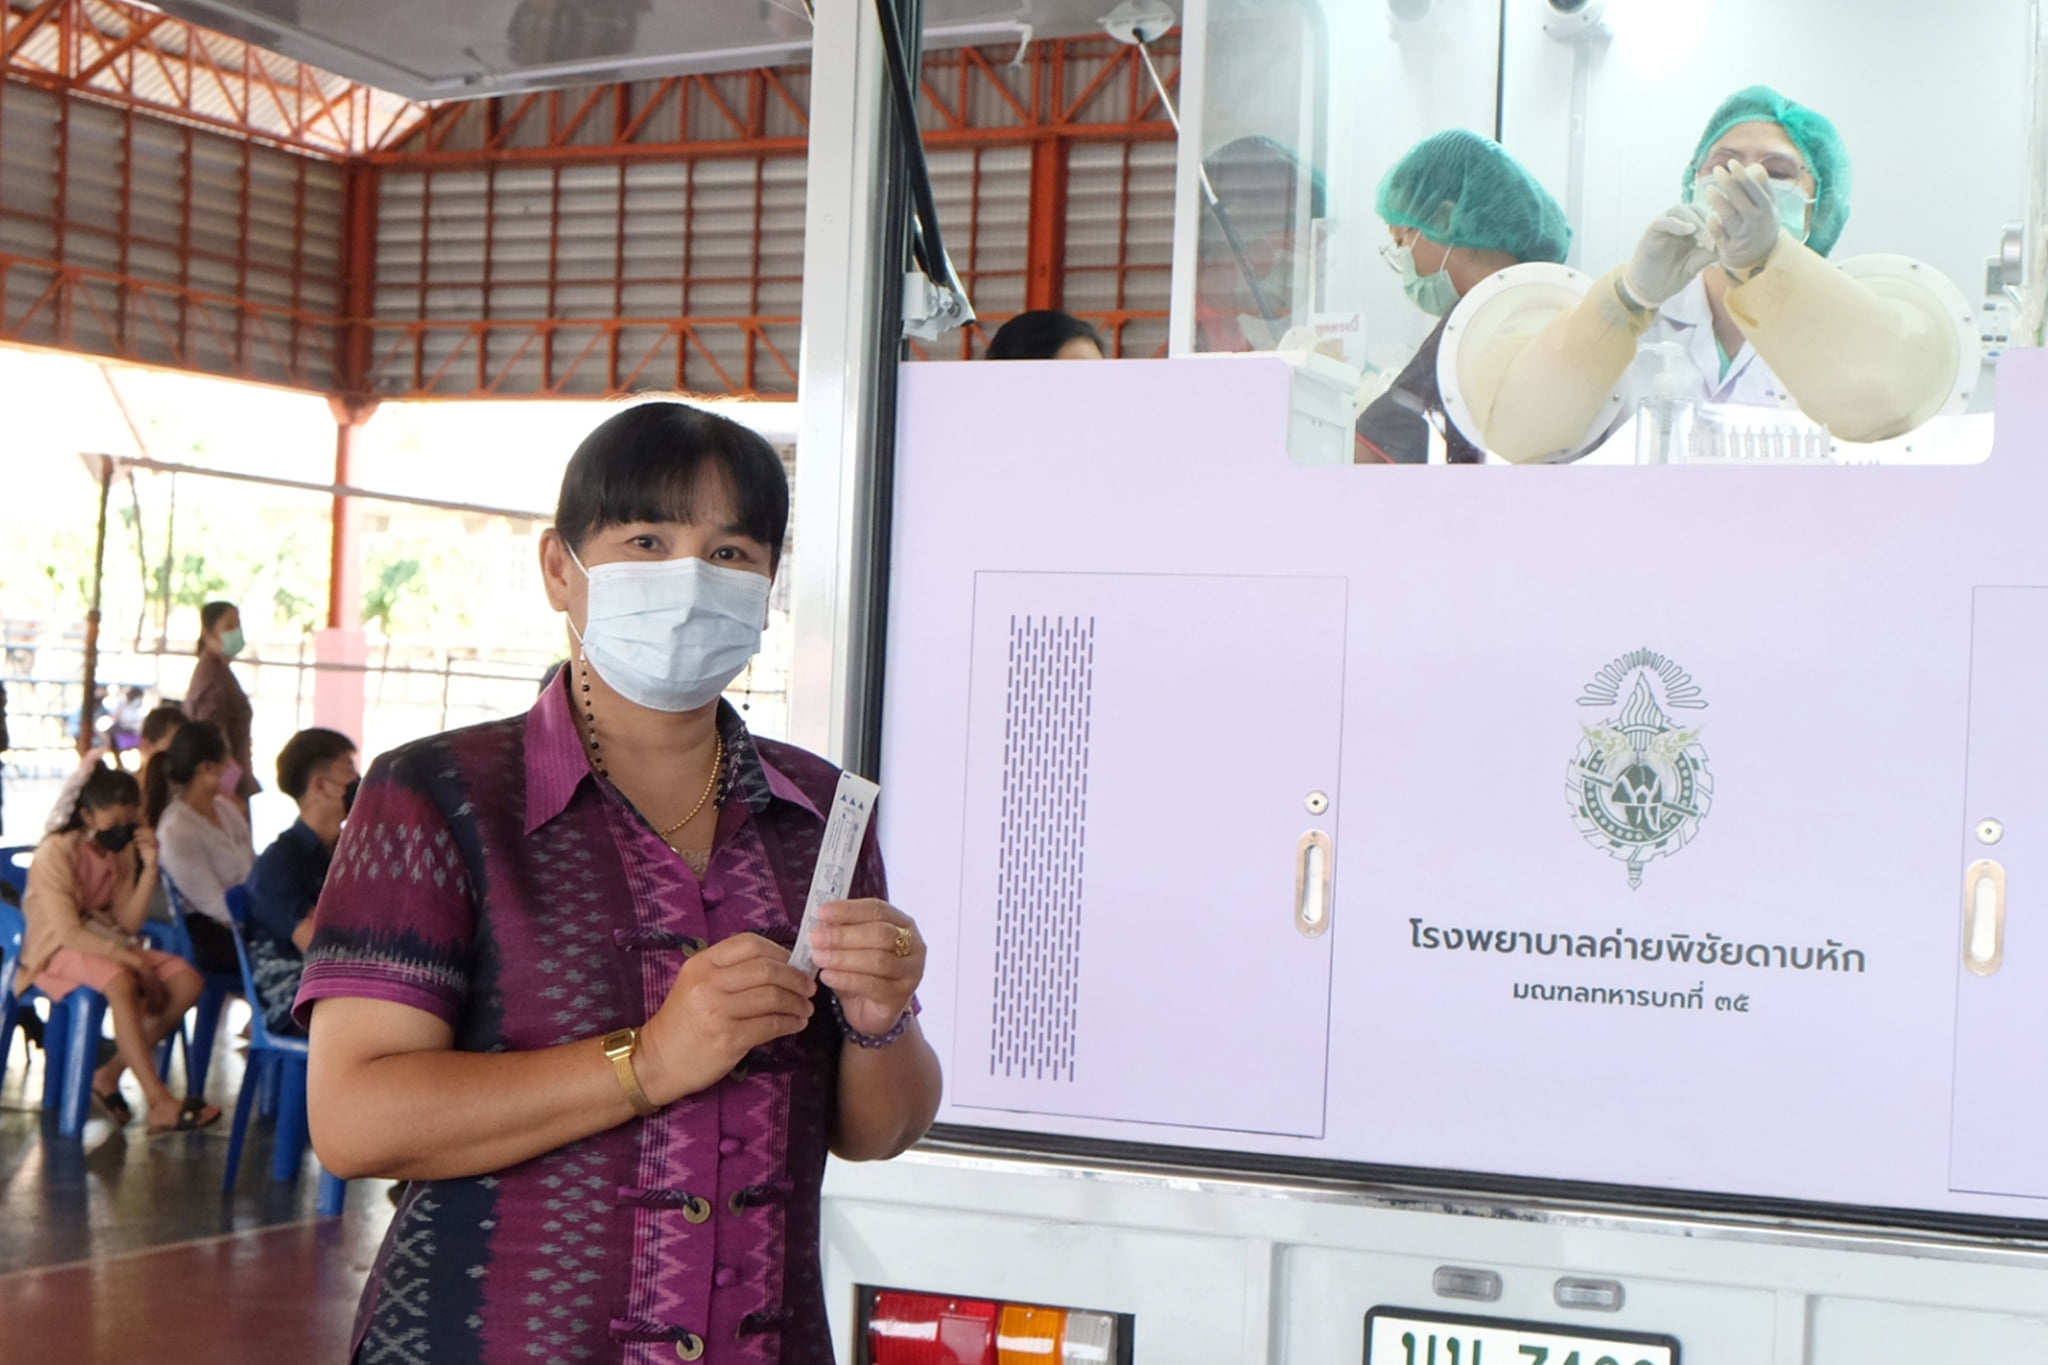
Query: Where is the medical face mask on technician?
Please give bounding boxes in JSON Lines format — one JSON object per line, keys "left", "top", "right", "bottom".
{"left": 1386, "top": 243, "right": 1460, "bottom": 318}
{"left": 565, "top": 543, "right": 771, "bottom": 713}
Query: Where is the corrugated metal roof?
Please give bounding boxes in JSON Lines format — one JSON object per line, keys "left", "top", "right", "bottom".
{"left": 365, "top": 143, "right": 807, "bottom": 396}
{"left": 7, "top": 0, "right": 421, "bottom": 155}
{"left": 0, "top": 77, "right": 343, "bottom": 386}
{"left": 1062, "top": 138, "right": 1172, "bottom": 354}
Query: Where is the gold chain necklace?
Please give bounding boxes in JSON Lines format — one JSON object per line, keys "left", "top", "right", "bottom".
{"left": 578, "top": 653, "right": 724, "bottom": 850}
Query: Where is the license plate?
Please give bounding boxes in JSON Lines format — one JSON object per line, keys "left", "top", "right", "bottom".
{"left": 1365, "top": 1307, "right": 1680, "bottom": 1365}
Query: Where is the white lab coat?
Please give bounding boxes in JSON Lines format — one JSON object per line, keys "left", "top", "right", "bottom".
{"left": 1643, "top": 274, "right": 1798, "bottom": 412}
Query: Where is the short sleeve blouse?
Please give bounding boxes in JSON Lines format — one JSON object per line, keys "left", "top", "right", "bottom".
{"left": 295, "top": 673, "right": 886, "bottom": 1365}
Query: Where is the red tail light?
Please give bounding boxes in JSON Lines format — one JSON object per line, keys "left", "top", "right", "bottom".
{"left": 868, "top": 1290, "right": 1000, "bottom": 1365}
{"left": 862, "top": 1289, "right": 1127, "bottom": 1365}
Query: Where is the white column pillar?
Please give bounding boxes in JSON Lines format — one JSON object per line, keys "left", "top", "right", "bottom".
{"left": 789, "top": 0, "right": 895, "bottom": 767}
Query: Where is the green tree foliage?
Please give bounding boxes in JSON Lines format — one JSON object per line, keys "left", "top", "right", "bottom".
{"left": 361, "top": 553, "right": 425, "bottom": 638}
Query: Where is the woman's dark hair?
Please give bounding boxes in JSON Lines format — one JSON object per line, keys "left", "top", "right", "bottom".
{"left": 146, "top": 718, "right": 228, "bottom": 825}
{"left": 63, "top": 763, "right": 142, "bottom": 832}
{"left": 140, "top": 703, "right": 185, "bottom": 746}
{"left": 198, "top": 600, "right": 237, "bottom": 654}
{"left": 985, "top": 310, "right": 1104, "bottom": 361}
{"left": 554, "top": 403, "right": 789, "bottom": 569}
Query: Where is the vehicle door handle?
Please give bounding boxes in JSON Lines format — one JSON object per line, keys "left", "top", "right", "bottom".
{"left": 1295, "top": 830, "right": 1332, "bottom": 937}
{"left": 1963, "top": 858, "right": 2006, "bottom": 976}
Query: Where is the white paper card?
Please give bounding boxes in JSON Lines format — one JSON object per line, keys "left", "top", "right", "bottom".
{"left": 786, "top": 769, "right": 881, "bottom": 976}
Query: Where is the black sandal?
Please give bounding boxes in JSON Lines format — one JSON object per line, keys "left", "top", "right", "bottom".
{"left": 92, "top": 1087, "right": 134, "bottom": 1126}
{"left": 147, "top": 1097, "right": 222, "bottom": 1134}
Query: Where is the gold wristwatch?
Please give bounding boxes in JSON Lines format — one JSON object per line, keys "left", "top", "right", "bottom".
{"left": 600, "top": 1027, "right": 657, "bottom": 1117}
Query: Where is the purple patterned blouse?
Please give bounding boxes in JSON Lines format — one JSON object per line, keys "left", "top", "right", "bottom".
{"left": 295, "top": 672, "right": 884, "bottom": 1365}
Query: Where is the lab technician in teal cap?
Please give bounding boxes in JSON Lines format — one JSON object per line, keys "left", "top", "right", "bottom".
{"left": 1356, "top": 128, "right": 1572, "bottom": 463}
{"left": 1471, "top": 86, "right": 1954, "bottom": 461}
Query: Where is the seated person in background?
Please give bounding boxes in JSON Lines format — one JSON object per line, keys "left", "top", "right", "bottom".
{"left": 107, "top": 686, "right": 146, "bottom": 761}
{"left": 139, "top": 704, "right": 187, "bottom": 828}
{"left": 137, "top": 702, "right": 184, "bottom": 764}
{"left": 244, "top": 728, "right": 358, "bottom": 1036}
{"left": 47, "top": 703, "right": 186, "bottom": 838}
{"left": 45, "top": 737, "right": 115, "bottom": 837}
{"left": 1357, "top": 128, "right": 1572, "bottom": 464}
{"left": 150, "top": 719, "right": 253, "bottom": 978}
{"left": 986, "top": 310, "right": 1105, "bottom": 361}
{"left": 19, "top": 765, "right": 220, "bottom": 1131}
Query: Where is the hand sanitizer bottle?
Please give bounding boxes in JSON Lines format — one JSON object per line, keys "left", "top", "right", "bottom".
{"left": 1635, "top": 341, "right": 1698, "bottom": 466}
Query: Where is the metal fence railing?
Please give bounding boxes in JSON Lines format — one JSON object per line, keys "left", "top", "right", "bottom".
{"left": 2, "top": 612, "right": 794, "bottom": 794}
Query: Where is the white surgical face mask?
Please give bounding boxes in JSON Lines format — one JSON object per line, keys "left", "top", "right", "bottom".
{"left": 566, "top": 544, "right": 771, "bottom": 713}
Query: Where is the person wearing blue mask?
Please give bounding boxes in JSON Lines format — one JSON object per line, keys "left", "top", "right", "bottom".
{"left": 1358, "top": 129, "right": 1572, "bottom": 464}
{"left": 1475, "top": 86, "right": 1953, "bottom": 461}
{"left": 298, "top": 402, "right": 940, "bottom": 1363}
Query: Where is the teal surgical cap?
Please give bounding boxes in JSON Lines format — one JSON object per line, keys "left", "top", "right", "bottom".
{"left": 1376, "top": 129, "right": 1571, "bottom": 264}
{"left": 1684, "top": 85, "right": 1852, "bottom": 257}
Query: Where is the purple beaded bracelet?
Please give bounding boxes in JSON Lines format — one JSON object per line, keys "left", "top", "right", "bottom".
{"left": 828, "top": 992, "right": 920, "bottom": 1048}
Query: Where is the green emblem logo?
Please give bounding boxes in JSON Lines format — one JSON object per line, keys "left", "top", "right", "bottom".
{"left": 1569, "top": 648, "right": 1712, "bottom": 889}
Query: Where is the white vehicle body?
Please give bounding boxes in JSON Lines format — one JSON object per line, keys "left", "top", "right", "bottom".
{"left": 785, "top": 0, "right": 2048, "bottom": 1360}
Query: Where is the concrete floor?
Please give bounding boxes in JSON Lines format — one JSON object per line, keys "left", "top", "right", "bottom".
{"left": 0, "top": 997, "right": 395, "bottom": 1363}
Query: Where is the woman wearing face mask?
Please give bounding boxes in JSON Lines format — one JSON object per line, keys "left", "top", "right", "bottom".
{"left": 1356, "top": 129, "right": 1572, "bottom": 464}
{"left": 150, "top": 719, "right": 255, "bottom": 978}
{"left": 18, "top": 765, "right": 220, "bottom": 1132}
{"left": 1474, "top": 86, "right": 1953, "bottom": 461}
{"left": 183, "top": 599, "right": 260, "bottom": 807}
{"left": 299, "top": 403, "right": 941, "bottom": 1364}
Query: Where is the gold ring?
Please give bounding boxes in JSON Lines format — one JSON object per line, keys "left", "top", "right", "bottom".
{"left": 892, "top": 924, "right": 915, "bottom": 958}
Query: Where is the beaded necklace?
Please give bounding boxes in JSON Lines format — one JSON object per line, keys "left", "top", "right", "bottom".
{"left": 576, "top": 653, "right": 723, "bottom": 874}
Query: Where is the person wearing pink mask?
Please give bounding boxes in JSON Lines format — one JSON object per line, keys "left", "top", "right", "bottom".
{"left": 150, "top": 719, "right": 253, "bottom": 978}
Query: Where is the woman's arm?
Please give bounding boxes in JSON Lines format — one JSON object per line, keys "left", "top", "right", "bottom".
{"left": 58, "top": 924, "right": 147, "bottom": 963}
{"left": 834, "top": 1018, "right": 943, "bottom": 1161}
{"left": 308, "top": 998, "right": 649, "bottom": 1180}
{"left": 24, "top": 836, "right": 144, "bottom": 968}
{"left": 109, "top": 827, "right": 158, "bottom": 934}
{"left": 811, "top": 898, "right": 942, "bottom": 1161}
{"left": 308, "top": 932, "right": 816, "bottom": 1181}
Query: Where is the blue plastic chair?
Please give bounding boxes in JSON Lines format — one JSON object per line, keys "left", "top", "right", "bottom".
{"left": 159, "top": 874, "right": 240, "bottom": 1100}
{"left": 0, "top": 846, "right": 30, "bottom": 1084}
{"left": 0, "top": 844, "right": 33, "bottom": 900}
{"left": 222, "top": 885, "right": 345, "bottom": 1215}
